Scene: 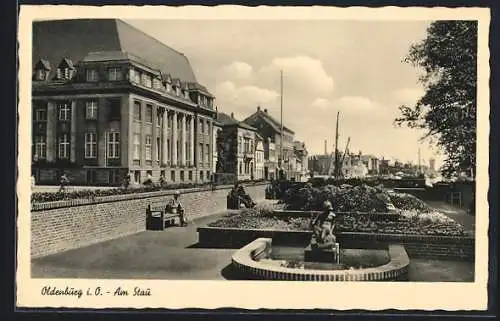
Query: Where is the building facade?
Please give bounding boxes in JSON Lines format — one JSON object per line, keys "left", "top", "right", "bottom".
{"left": 32, "top": 19, "right": 216, "bottom": 185}
{"left": 293, "top": 141, "right": 309, "bottom": 181}
{"left": 215, "top": 112, "right": 257, "bottom": 181}
{"left": 243, "top": 106, "right": 295, "bottom": 180}
{"left": 254, "top": 134, "right": 265, "bottom": 180}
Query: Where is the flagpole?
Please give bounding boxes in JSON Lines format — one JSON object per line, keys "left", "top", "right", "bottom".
{"left": 280, "top": 69, "right": 283, "bottom": 175}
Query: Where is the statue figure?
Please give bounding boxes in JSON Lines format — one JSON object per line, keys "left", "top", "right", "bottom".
{"left": 309, "top": 200, "right": 337, "bottom": 250}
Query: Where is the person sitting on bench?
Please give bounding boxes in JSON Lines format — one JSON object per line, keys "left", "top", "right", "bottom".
{"left": 168, "top": 191, "right": 187, "bottom": 226}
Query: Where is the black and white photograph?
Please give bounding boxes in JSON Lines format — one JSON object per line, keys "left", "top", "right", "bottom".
{"left": 17, "top": 5, "right": 490, "bottom": 310}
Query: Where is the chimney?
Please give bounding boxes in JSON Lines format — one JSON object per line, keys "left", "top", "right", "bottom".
{"left": 264, "top": 109, "right": 268, "bottom": 114}
{"left": 324, "top": 140, "right": 327, "bottom": 155}
{"left": 257, "top": 106, "right": 261, "bottom": 111}
{"left": 231, "top": 112, "right": 234, "bottom": 119}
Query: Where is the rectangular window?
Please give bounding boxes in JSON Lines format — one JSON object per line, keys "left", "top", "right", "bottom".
{"left": 205, "top": 121, "right": 210, "bottom": 134}
{"left": 167, "top": 139, "right": 171, "bottom": 162}
{"left": 107, "top": 132, "right": 120, "bottom": 159}
{"left": 239, "top": 161, "right": 242, "bottom": 174}
{"left": 133, "top": 101, "right": 141, "bottom": 121}
{"left": 35, "top": 135, "right": 47, "bottom": 159}
{"left": 133, "top": 133, "right": 141, "bottom": 160}
{"left": 238, "top": 137, "right": 242, "bottom": 153}
{"left": 167, "top": 115, "right": 172, "bottom": 129}
{"left": 108, "top": 67, "right": 122, "bottom": 81}
{"left": 156, "top": 112, "right": 162, "bottom": 126}
{"left": 199, "top": 119, "right": 203, "bottom": 134}
{"left": 84, "top": 132, "right": 97, "bottom": 159}
{"left": 145, "top": 135, "right": 152, "bottom": 161}
{"left": 86, "top": 69, "right": 98, "bottom": 82}
{"left": 153, "top": 78, "right": 162, "bottom": 91}
{"left": 176, "top": 141, "right": 180, "bottom": 163}
{"left": 35, "top": 107, "right": 47, "bottom": 121}
{"left": 171, "top": 170, "right": 175, "bottom": 182}
{"left": 199, "top": 143, "right": 203, "bottom": 165}
{"left": 130, "top": 69, "right": 141, "bottom": 83}
{"left": 188, "top": 171, "right": 193, "bottom": 180}
{"left": 205, "top": 144, "right": 209, "bottom": 164}
{"left": 58, "top": 134, "right": 70, "bottom": 159}
{"left": 58, "top": 102, "right": 71, "bottom": 121}
{"left": 85, "top": 100, "right": 98, "bottom": 120}
{"left": 185, "top": 142, "right": 189, "bottom": 164}
{"left": 145, "top": 104, "right": 153, "bottom": 123}
{"left": 156, "top": 137, "right": 161, "bottom": 162}
{"left": 200, "top": 171, "right": 204, "bottom": 181}
{"left": 141, "top": 73, "right": 152, "bottom": 88}
{"left": 180, "top": 171, "right": 185, "bottom": 182}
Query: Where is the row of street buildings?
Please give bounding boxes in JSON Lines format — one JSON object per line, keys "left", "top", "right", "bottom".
{"left": 308, "top": 151, "right": 437, "bottom": 178}
{"left": 31, "top": 19, "right": 308, "bottom": 186}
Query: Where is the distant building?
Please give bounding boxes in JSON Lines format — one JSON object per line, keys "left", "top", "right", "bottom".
{"left": 212, "top": 120, "right": 222, "bottom": 174}
{"left": 243, "top": 106, "right": 295, "bottom": 180}
{"left": 308, "top": 154, "right": 331, "bottom": 176}
{"left": 293, "top": 141, "right": 309, "bottom": 181}
{"left": 215, "top": 112, "right": 257, "bottom": 181}
{"left": 254, "top": 134, "right": 265, "bottom": 180}
{"left": 31, "top": 19, "right": 216, "bottom": 185}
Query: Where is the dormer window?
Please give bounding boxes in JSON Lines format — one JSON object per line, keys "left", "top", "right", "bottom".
{"left": 35, "top": 69, "right": 47, "bottom": 81}
{"left": 166, "top": 83, "right": 172, "bottom": 92}
{"left": 108, "top": 67, "right": 122, "bottom": 81}
{"left": 153, "top": 77, "right": 162, "bottom": 91}
{"left": 86, "top": 69, "right": 99, "bottom": 82}
{"left": 56, "top": 58, "right": 75, "bottom": 81}
{"left": 34, "top": 59, "right": 51, "bottom": 81}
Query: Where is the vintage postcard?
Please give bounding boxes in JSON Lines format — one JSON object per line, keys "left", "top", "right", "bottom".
{"left": 17, "top": 5, "right": 490, "bottom": 310}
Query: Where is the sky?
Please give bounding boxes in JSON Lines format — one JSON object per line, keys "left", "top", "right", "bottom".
{"left": 126, "top": 19, "right": 444, "bottom": 168}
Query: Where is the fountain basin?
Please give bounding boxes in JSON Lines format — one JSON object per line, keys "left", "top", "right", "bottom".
{"left": 231, "top": 238, "right": 409, "bottom": 281}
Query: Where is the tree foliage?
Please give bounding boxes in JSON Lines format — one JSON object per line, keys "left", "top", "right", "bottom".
{"left": 395, "top": 21, "right": 477, "bottom": 179}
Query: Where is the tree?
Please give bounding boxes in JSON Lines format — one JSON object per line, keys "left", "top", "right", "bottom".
{"left": 395, "top": 21, "right": 477, "bottom": 179}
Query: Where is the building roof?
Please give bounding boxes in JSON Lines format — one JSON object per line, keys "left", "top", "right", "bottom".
{"left": 243, "top": 108, "right": 294, "bottom": 134}
{"left": 33, "top": 19, "right": 211, "bottom": 94}
{"left": 216, "top": 112, "right": 257, "bottom": 131}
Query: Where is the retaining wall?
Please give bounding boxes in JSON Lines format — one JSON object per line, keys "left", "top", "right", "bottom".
{"left": 31, "top": 183, "right": 266, "bottom": 259}
{"left": 197, "top": 227, "right": 475, "bottom": 261}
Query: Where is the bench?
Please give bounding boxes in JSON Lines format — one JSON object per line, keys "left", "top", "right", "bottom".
{"left": 146, "top": 204, "right": 182, "bottom": 230}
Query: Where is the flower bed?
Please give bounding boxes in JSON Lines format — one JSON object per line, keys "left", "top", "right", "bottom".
{"left": 279, "top": 183, "right": 430, "bottom": 213}
{"left": 208, "top": 208, "right": 468, "bottom": 237}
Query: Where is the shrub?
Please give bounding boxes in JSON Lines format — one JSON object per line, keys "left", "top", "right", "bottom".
{"left": 389, "top": 193, "right": 431, "bottom": 212}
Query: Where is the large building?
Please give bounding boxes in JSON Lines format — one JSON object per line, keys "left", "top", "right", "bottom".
{"left": 215, "top": 112, "right": 257, "bottom": 181}
{"left": 31, "top": 19, "right": 216, "bottom": 185}
{"left": 243, "top": 106, "right": 295, "bottom": 180}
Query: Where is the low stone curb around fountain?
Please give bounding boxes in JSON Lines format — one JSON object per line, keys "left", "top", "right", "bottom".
{"left": 231, "top": 238, "right": 410, "bottom": 281}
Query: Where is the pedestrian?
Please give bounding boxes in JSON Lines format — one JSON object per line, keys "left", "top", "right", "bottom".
{"left": 59, "top": 173, "right": 70, "bottom": 193}
{"left": 169, "top": 190, "right": 187, "bottom": 226}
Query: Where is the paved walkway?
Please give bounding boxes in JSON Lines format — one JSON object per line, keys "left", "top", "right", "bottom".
{"left": 427, "top": 201, "right": 475, "bottom": 235}
{"left": 32, "top": 212, "right": 236, "bottom": 280}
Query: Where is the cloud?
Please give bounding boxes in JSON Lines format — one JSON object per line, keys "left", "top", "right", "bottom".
{"left": 391, "top": 88, "right": 425, "bottom": 106}
{"left": 258, "top": 55, "right": 335, "bottom": 95}
{"left": 334, "top": 96, "right": 380, "bottom": 111}
{"left": 215, "top": 81, "right": 279, "bottom": 116}
{"left": 311, "top": 98, "right": 330, "bottom": 110}
{"left": 220, "top": 61, "right": 253, "bottom": 82}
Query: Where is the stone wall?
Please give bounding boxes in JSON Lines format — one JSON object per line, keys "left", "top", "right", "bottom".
{"left": 31, "top": 183, "right": 266, "bottom": 259}
{"left": 197, "top": 227, "right": 475, "bottom": 262}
